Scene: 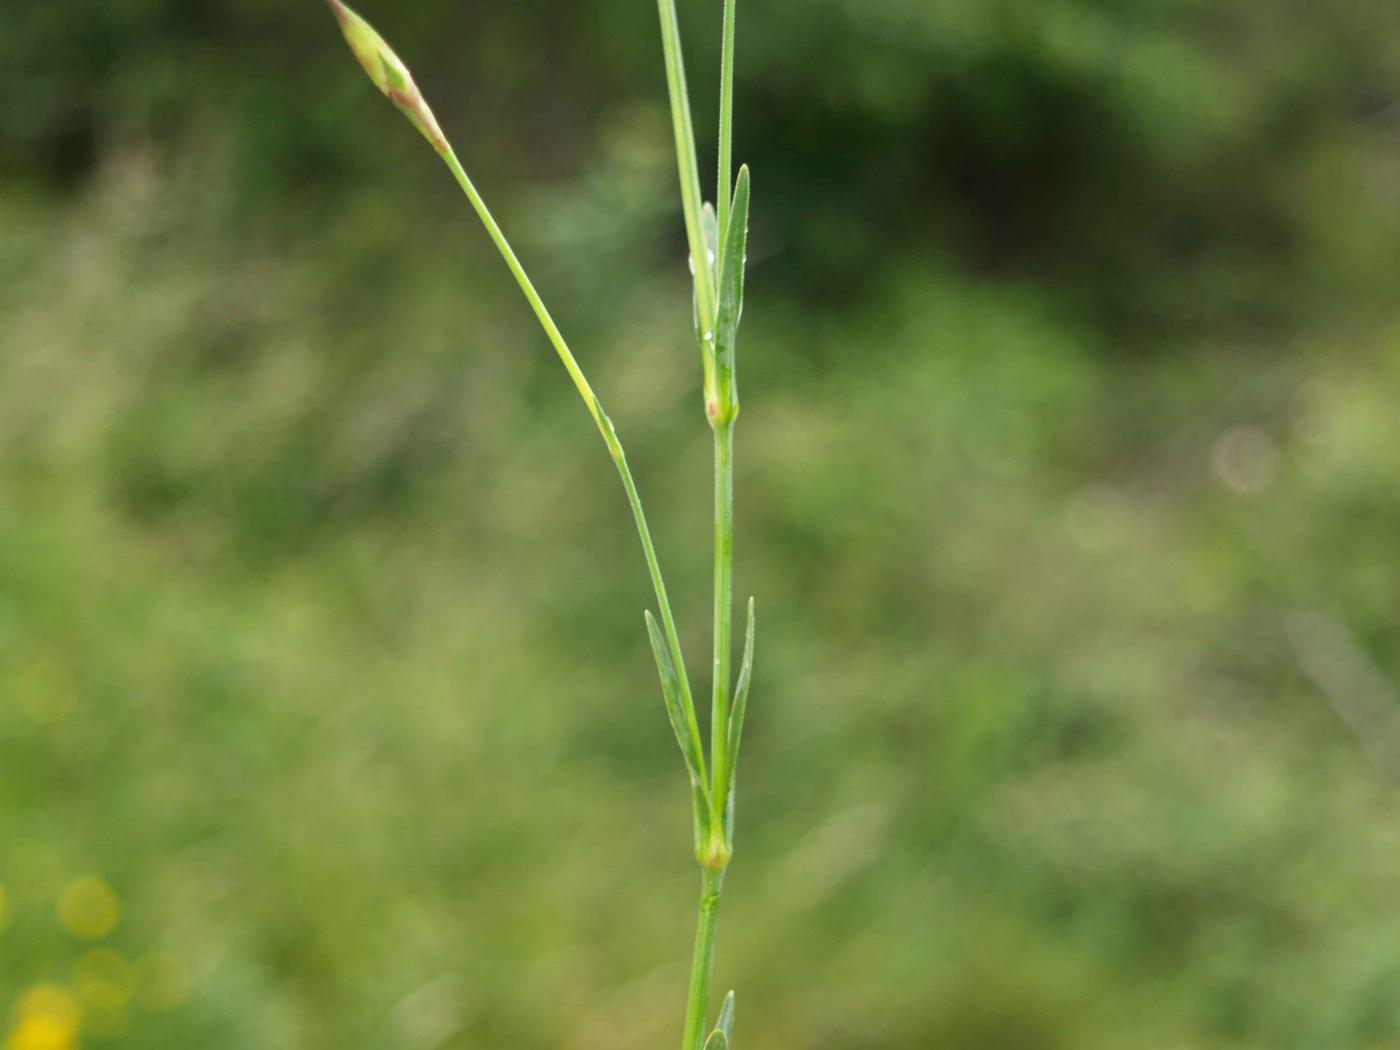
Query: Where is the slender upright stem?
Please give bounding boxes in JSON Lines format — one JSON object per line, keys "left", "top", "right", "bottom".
{"left": 709, "top": 421, "right": 736, "bottom": 823}
{"left": 682, "top": 868, "right": 725, "bottom": 1050}
{"left": 437, "top": 146, "right": 703, "bottom": 757}
{"left": 438, "top": 148, "right": 600, "bottom": 433}
{"left": 328, "top": 6, "right": 751, "bottom": 1046}
{"left": 655, "top": 0, "right": 717, "bottom": 336}
{"left": 445, "top": 36, "right": 740, "bottom": 1050}
{"left": 716, "top": 0, "right": 739, "bottom": 245}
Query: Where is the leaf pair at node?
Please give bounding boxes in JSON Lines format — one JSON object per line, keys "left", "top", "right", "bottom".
{"left": 698, "top": 169, "right": 752, "bottom": 425}
{"left": 645, "top": 599, "right": 755, "bottom": 863}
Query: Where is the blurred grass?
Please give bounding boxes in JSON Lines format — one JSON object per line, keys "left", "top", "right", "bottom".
{"left": 3, "top": 0, "right": 1400, "bottom": 1047}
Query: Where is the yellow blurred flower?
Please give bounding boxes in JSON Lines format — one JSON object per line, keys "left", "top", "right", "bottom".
{"left": 58, "top": 876, "right": 120, "bottom": 940}
{"left": 6, "top": 1016, "right": 75, "bottom": 1050}
{"left": 6, "top": 985, "right": 78, "bottom": 1050}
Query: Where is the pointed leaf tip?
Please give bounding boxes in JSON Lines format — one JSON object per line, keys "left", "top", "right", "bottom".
{"left": 711, "top": 169, "right": 750, "bottom": 420}
{"left": 718, "top": 990, "right": 736, "bottom": 1040}
{"left": 325, "top": 0, "right": 447, "bottom": 152}
{"left": 726, "top": 598, "right": 756, "bottom": 771}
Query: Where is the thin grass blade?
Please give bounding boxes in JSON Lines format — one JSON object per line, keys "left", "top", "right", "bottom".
{"left": 646, "top": 610, "right": 708, "bottom": 789}
{"left": 702, "top": 1031, "right": 728, "bottom": 1050}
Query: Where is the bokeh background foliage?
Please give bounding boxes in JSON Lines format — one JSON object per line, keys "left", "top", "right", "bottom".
{"left": 3, "top": 0, "right": 1400, "bottom": 1046}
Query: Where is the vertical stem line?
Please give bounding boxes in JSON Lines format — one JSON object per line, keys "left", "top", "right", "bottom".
{"left": 710, "top": 421, "right": 736, "bottom": 817}
{"left": 682, "top": 868, "right": 725, "bottom": 1050}
{"left": 655, "top": 0, "right": 717, "bottom": 334}
{"left": 716, "top": 0, "right": 738, "bottom": 245}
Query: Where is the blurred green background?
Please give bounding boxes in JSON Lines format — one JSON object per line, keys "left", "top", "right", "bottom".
{"left": 3, "top": 0, "right": 1400, "bottom": 1046}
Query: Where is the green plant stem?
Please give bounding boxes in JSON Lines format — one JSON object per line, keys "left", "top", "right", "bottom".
{"left": 682, "top": 868, "right": 726, "bottom": 1050}
{"left": 716, "top": 0, "right": 738, "bottom": 245}
{"left": 710, "top": 421, "right": 736, "bottom": 829}
{"left": 437, "top": 144, "right": 705, "bottom": 770}
{"left": 330, "top": 6, "right": 750, "bottom": 1044}
{"left": 654, "top": 0, "right": 717, "bottom": 336}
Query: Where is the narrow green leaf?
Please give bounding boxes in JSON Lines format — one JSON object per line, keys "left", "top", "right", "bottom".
{"left": 701, "top": 202, "right": 720, "bottom": 284}
{"left": 718, "top": 168, "right": 750, "bottom": 310}
{"left": 646, "top": 610, "right": 707, "bottom": 788}
{"left": 717, "top": 990, "right": 736, "bottom": 1041}
{"left": 325, "top": 0, "right": 447, "bottom": 152}
{"left": 726, "top": 597, "right": 756, "bottom": 775}
{"left": 712, "top": 167, "right": 750, "bottom": 418}
{"left": 702, "top": 1031, "right": 728, "bottom": 1050}
{"left": 695, "top": 201, "right": 721, "bottom": 355}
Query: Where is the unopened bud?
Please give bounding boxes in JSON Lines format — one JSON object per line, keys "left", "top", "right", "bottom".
{"left": 327, "top": 0, "right": 448, "bottom": 152}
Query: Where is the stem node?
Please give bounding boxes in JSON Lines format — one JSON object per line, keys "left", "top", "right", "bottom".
{"left": 700, "top": 829, "right": 732, "bottom": 872}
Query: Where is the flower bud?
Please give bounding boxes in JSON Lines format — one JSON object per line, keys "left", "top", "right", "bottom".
{"left": 327, "top": 0, "right": 448, "bottom": 152}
